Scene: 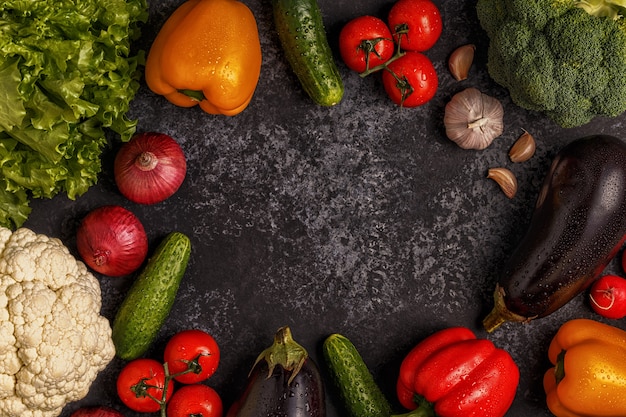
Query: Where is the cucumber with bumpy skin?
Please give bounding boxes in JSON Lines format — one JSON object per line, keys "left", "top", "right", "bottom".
{"left": 322, "top": 333, "right": 392, "bottom": 417}
{"left": 272, "top": 0, "right": 344, "bottom": 106}
{"left": 112, "top": 232, "right": 191, "bottom": 360}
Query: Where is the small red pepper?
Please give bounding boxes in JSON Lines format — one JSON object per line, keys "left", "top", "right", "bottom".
{"left": 396, "top": 327, "right": 519, "bottom": 417}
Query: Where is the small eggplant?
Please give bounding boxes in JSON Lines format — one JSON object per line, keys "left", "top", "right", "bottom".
{"left": 227, "top": 326, "right": 326, "bottom": 417}
{"left": 484, "top": 135, "right": 626, "bottom": 332}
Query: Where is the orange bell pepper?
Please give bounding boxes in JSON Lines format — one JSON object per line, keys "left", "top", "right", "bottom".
{"left": 543, "top": 318, "right": 626, "bottom": 417}
{"left": 145, "top": 0, "right": 262, "bottom": 116}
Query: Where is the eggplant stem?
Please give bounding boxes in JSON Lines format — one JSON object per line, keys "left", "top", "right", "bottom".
{"left": 483, "top": 284, "right": 533, "bottom": 332}
{"left": 252, "top": 326, "right": 308, "bottom": 385}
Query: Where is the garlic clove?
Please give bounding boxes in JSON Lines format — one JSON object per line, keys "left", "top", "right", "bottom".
{"left": 448, "top": 44, "right": 475, "bottom": 81}
{"left": 487, "top": 167, "right": 517, "bottom": 199}
{"left": 509, "top": 130, "right": 536, "bottom": 163}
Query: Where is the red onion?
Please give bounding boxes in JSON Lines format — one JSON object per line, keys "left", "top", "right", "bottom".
{"left": 70, "top": 406, "right": 125, "bottom": 417}
{"left": 114, "top": 132, "right": 187, "bottom": 205}
{"left": 76, "top": 205, "right": 148, "bottom": 277}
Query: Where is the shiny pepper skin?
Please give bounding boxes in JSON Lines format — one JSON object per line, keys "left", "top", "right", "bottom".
{"left": 145, "top": 0, "right": 262, "bottom": 116}
{"left": 544, "top": 319, "right": 626, "bottom": 417}
{"left": 397, "top": 327, "right": 519, "bottom": 417}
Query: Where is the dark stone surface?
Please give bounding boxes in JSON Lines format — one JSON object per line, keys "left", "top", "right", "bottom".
{"left": 24, "top": 0, "right": 626, "bottom": 416}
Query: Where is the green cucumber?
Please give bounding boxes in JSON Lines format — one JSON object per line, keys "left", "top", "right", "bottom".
{"left": 272, "top": 0, "right": 344, "bottom": 106}
{"left": 322, "top": 333, "right": 393, "bottom": 417}
{"left": 111, "top": 232, "right": 191, "bottom": 360}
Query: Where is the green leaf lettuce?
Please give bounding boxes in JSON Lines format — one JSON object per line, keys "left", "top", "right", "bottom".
{"left": 0, "top": 0, "right": 148, "bottom": 229}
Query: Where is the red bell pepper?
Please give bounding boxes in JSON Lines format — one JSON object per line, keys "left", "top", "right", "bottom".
{"left": 396, "top": 327, "right": 519, "bottom": 417}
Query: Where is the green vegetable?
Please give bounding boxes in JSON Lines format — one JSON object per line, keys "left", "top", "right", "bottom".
{"left": 112, "top": 232, "right": 191, "bottom": 360}
{"left": 272, "top": 0, "right": 344, "bottom": 106}
{"left": 0, "top": 0, "right": 148, "bottom": 229}
{"left": 322, "top": 333, "right": 392, "bottom": 417}
{"left": 476, "top": 0, "right": 626, "bottom": 128}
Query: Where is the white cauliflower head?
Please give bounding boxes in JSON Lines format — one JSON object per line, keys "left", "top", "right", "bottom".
{"left": 0, "top": 227, "right": 115, "bottom": 417}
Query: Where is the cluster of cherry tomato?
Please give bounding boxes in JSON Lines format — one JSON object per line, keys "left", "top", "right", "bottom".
{"left": 338, "top": 0, "right": 442, "bottom": 107}
{"left": 116, "top": 329, "right": 221, "bottom": 417}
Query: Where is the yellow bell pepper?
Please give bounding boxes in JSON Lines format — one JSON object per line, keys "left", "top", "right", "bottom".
{"left": 145, "top": 0, "right": 262, "bottom": 116}
{"left": 543, "top": 318, "right": 626, "bottom": 417}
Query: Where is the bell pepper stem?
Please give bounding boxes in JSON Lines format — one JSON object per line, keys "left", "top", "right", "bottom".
{"left": 179, "top": 89, "right": 205, "bottom": 102}
{"left": 391, "top": 409, "right": 435, "bottom": 417}
{"left": 555, "top": 349, "right": 566, "bottom": 384}
{"left": 391, "top": 394, "right": 437, "bottom": 417}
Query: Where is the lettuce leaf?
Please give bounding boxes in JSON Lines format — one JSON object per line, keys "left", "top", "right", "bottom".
{"left": 0, "top": 0, "right": 148, "bottom": 229}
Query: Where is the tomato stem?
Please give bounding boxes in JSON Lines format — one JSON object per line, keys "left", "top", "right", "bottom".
{"left": 167, "top": 354, "right": 207, "bottom": 380}
{"left": 382, "top": 66, "right": 413, "bottom": 108}
{"left": 359, "top": 37, "right": 394, "bottom": 73}
{"left": 360, "top": 50, "right": 406, "bottom": 77}
{"left": 158, "top": 363, "right": 171, "bottom": 417}
{"left": 132, "top": 354, "right": 210, "bottom": 416}
{"left": 357, "top": 26, "right": 416, "bottom": 106}
{"left": 358, "top": 25, "right": 408, "bottom": 78}
{"left": 130, "top": 376, "right": 167, "bottom": 417}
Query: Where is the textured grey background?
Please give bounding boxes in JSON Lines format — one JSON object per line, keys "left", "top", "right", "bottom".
{"left": 24, "top": 0, "right": 626, "bottom": 416}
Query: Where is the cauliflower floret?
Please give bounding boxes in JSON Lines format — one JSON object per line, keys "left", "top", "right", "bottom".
{"left": 0, "top": 227, "right": 115, "bottom": 417}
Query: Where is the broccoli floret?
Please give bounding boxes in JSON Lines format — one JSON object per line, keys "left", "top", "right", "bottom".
{"left": 486, "top": 20, "right": 559, "bottom": 111}
{"left": 475, "top": 0, "right": 508, "bottom": 34}
{"left": 477, "top": 0, "right": 626, "bottom": 127}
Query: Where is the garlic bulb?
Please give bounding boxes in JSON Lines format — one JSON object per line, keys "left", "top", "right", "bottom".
{"left": 443, "top": 88, "right": 504, "bottom": 150}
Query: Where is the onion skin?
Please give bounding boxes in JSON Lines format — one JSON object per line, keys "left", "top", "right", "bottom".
{"left": 76, "top": 205, "right": 148, "bottom": 277}
{"left": 114, "top": 132, "right": 187, "bottom": 205}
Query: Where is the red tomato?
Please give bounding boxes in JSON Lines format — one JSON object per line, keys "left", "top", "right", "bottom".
{"left": 164, "top": 329, "right": 220, "bottom": 384}
{"left": 382, "top": 51, "right": 438, "bottom": 107}
{"left": 589, "top": 274, "right": 626, "bottom": 319}
{"left": 339, "top": 15, "right": 395, "bottom": 73}
{"left": 388, "top": 0, "right": 442, "bottom": 52}
{"left": 116, "top": 358, "right": 174, "bottom": 413}
{"left": 167, "top": 384, "right": 223, "bottom": 417}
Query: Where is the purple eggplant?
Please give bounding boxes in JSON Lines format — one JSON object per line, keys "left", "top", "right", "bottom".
{"left": 484, "top": 135, "right": 626, "bottom": 332}
{"left": 227, "top": 326, "right": 326, "bottom": 417}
